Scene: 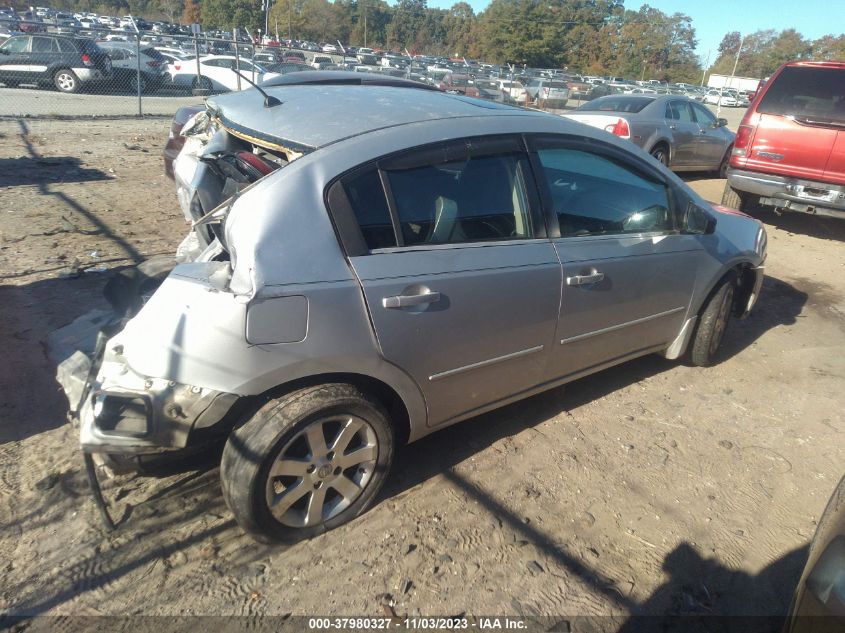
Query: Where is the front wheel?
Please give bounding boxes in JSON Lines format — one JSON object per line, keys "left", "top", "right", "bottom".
{"left": 221, "top": 384, "right": 395, "bottom": 543}
{"left": 54, "top": 69, "right": 79, "bottom": 93}
{"left": 689, "top": 274, "right": 736, "bottom": 367}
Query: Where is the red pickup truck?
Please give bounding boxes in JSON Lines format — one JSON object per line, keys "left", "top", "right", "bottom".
{"left": 722, "top": 61, "right": 845, "bottom": 221}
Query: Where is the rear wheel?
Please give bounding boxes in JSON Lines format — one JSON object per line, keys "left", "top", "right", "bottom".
{"left": 221, "top": 383, "right": 395, "bottom": 543}
{"left": 54, "top": 69, "right": 79, "bottom": 93}
{"left": 650, "top": 144, "right": 669, "bottom": 167}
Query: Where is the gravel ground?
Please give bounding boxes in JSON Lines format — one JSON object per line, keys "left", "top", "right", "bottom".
{"left": 0, "top": 117, "right": 843, "bottom": 628}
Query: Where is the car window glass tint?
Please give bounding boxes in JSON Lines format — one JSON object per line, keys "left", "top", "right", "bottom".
{"left": 537, "top": 148, "right": 672, "bottom": 237}
{"left": 691, "top": 103, "right": 716, "bottom": 125}
{"left": 386, "top": 153, "right": 532, "bottom": 246}
{"left": 757, "top": 66, "right": 845, "bottom": 123}
{"left": 57, "top": 38, "right": 76, "bottom": 54}
{"left": 344, "top": 169, "right": 396, "bottom": 250}
{"left": 2, "top": 37, "right": 29, "bottom": 53}
{"left": 667, "top": 101, "right": 694, "bottom": 122}
{"left": 30, "top": 37, "right": 54, "bottom": 53}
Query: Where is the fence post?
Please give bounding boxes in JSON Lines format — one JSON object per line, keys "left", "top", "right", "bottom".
{"left": 130, "top": 15, "right": 142, "bottom": 116}
{"left": 233, "top": 27, "right": 241, "bottom": 91}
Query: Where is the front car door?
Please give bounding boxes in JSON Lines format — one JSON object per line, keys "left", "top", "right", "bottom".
{"left": 336, "top": 136, "right": 562, "bottom": 427}
{"left": 527, "top": 134, "right": 703, "bottom": 381}
{"left": 690, "top": 101, "right": 730, "bottom": 167}
{"left": 665, "top": 100, "right": 700, "bottom": 167}
{"left": 0, "top": 36, "right": 32, "bottom": 84}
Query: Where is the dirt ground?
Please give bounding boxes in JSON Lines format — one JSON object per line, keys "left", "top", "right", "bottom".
{"left": 1, "top": 117, "right": 844, "bottom": 628}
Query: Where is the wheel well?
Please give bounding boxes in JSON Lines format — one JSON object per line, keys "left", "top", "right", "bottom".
{"left": 733, "top": 263, "right": 757, "bottom": 317}
{"left": 650, "top": 140, "right": 670, "bottom": 154}
{"left": 216, "top": 373, "right": 412, "bottom": 447}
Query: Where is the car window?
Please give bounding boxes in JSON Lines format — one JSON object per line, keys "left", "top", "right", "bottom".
{"left": 383, "top": 152, "right": 532, "bottom": 247}
{"left": 344, "top": 169, "right": 396, "bottom": 250}
{"left": 690, "top": 102, "right": 717, "bottom": 125}
{"left": 536, "top": 148, "right": 673, "bottom": 237}
{"left": 57, "top": 38, "right": 76, "bottom": 54}
{"left": 577, "top": 96, "right": 654, "bottom": 113}
{"left": 31, "top": 37, "right": 57, "bottom": 53}
{"left": 666, "top": 100, "right": 694, "bottom": 122}
{"left": 757, "top": 66, "right": 845, "bottom": 123}
{"left": 1, "top": 36, "right": 29, "bottom": 53}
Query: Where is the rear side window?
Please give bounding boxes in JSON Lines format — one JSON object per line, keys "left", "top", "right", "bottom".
{"left": 344, "top": 169, "right": 396, "bottom": 250}
{"left": 57, "top": 39, "right": 77, "bottom": 54}
{"left": 536, "top": 148, "right": 673, "bottom": 236}
{"left": 758, "top": 66, "right": 845, "bottom": 123}
{"left": 666, "top": 101, "right": 694, "bottom": 122}
{"left": 31, "top": 37, "right": 58, "bottom": 53}
{"left": 386, "top": 153, "right": 532, "bottom": 246}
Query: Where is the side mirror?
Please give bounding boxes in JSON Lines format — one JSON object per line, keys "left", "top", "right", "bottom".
{"left": 684, "top": 203, "right": 717, "bottom": 235}
{"left": 717, "top": 118, "right": 728, "bottom": 127}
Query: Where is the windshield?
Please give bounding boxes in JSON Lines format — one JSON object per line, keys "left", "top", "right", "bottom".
{"left": 758, "top": 66, "right": 845, "bottom": 124}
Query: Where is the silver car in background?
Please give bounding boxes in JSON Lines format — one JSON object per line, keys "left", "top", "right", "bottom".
{"left": 56, "top": 79, "right": 766, "bottom": 543}
{"left": 564, "top": 94, "right": 736, "bottom": 176}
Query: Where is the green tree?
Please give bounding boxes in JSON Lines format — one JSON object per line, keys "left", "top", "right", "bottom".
{"left": 201, "top": 0, "right": 262, "bottom": 30}
{"left": 812, "top": 34, "right": 845, "bottom": 60}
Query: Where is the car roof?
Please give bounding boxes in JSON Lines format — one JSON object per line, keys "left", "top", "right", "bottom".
{"left": 206, "top": 79, "right": 542, "bottom": 152}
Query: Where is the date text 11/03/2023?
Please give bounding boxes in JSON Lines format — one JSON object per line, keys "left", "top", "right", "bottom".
{"left": 307, "top": 617, "right": 528, "bottom": 629}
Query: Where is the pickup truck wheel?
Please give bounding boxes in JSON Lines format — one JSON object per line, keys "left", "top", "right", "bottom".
{"left": 721, "top": 181, "right": 749, "bottom": 211}
{"left": 689, "top": 273, "right": 737, "bottom": 367}
{"left": 221, "top": 383, "right": 394, "bottom": 543}
{"left": 54, "top": 69, "right": 79, "bottom": 93}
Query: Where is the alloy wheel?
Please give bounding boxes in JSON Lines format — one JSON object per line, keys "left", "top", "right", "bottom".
{"left": 265, "top": 414, "right": 378, "bottom": 528}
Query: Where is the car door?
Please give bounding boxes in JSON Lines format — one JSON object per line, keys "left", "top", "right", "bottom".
{"left": 29, "top": 35, "right": 59, "bottom": 76}
{"left": 338, "top": 136, "right": 562, "bottom": 427}
{"left": 690, "top": 101, "right": 730, "bottom": 167}
{"left": 0, "top": 36, "right": 31, "bottom": 83}
{"left": 665, "top": 100, "right": 699, "bottom": 166}
{"left": 527, "top": 134, "right": 703, "bottom": 380}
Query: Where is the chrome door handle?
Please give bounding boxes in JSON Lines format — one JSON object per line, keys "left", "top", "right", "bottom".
{"left": 382, "top": 291, "right": 441, "bottom": 309}
{"left": 566, "top": 272, "right": 604, "bottom": 286}
{"left": 668, "top": 124, "right": 677, "bottom": 130}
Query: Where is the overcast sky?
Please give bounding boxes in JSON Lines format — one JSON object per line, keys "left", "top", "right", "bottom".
{"left": 424, "top": 0, "right": 845, "bottom": 63}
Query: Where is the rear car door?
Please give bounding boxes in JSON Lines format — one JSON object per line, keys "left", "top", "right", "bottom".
{"left": 334, "top": 136, "right": 562, "bottom": 427}
{"left": 528, "top": 134, "right": 702, "bottom": 380}
{"left": 29, "top": 35, "right": 59, "bottom": 77}
{"left": 665, "top": 100, "right": 700, "bottom": 166}
{"left": 690, "top": 101, "right": 730, "bottom": 167}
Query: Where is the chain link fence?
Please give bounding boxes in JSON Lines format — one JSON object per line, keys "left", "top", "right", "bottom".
{"left": 0, "top": 18, "right": 578, "bottom": 120}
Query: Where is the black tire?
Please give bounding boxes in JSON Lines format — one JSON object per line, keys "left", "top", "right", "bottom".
{"left": 221, "top": 383, "right": 395, "bottom": 543}
{"left": 650, "top": 144, "right": 670, "bottom": 167}
{"left": 721, "top": 181, "right": 749, "bottom": 211}
{"left": 689, "top": 273, "right": 737, "bottom": 367}
{"left": 192, "top": 76, "right": 212, "bottom": 92}
{"left": 54, "top": 68, "right": 79, "bottom": 93}
{"left": 717, "top": 146, "right": 732, "bottom": 179}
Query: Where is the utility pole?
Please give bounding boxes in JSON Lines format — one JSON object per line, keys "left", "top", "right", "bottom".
{"left": 363, "top": 0, "right": 367, "bottom": 48}
{"left": 719, "top": 35, "right": 744, "bottom": 116}
{"left": 288, "top": 0, "right": 292, "bottom": 41}
{"left": 699, "top": 49, "right": 710, "bottom": 87}
{"left": 264, "top": 0, "right": 269, "bottom": 43}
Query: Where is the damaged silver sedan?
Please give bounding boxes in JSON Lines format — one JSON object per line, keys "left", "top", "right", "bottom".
{"left": 56, "top": 75, "right": 767, "bottom": 542}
